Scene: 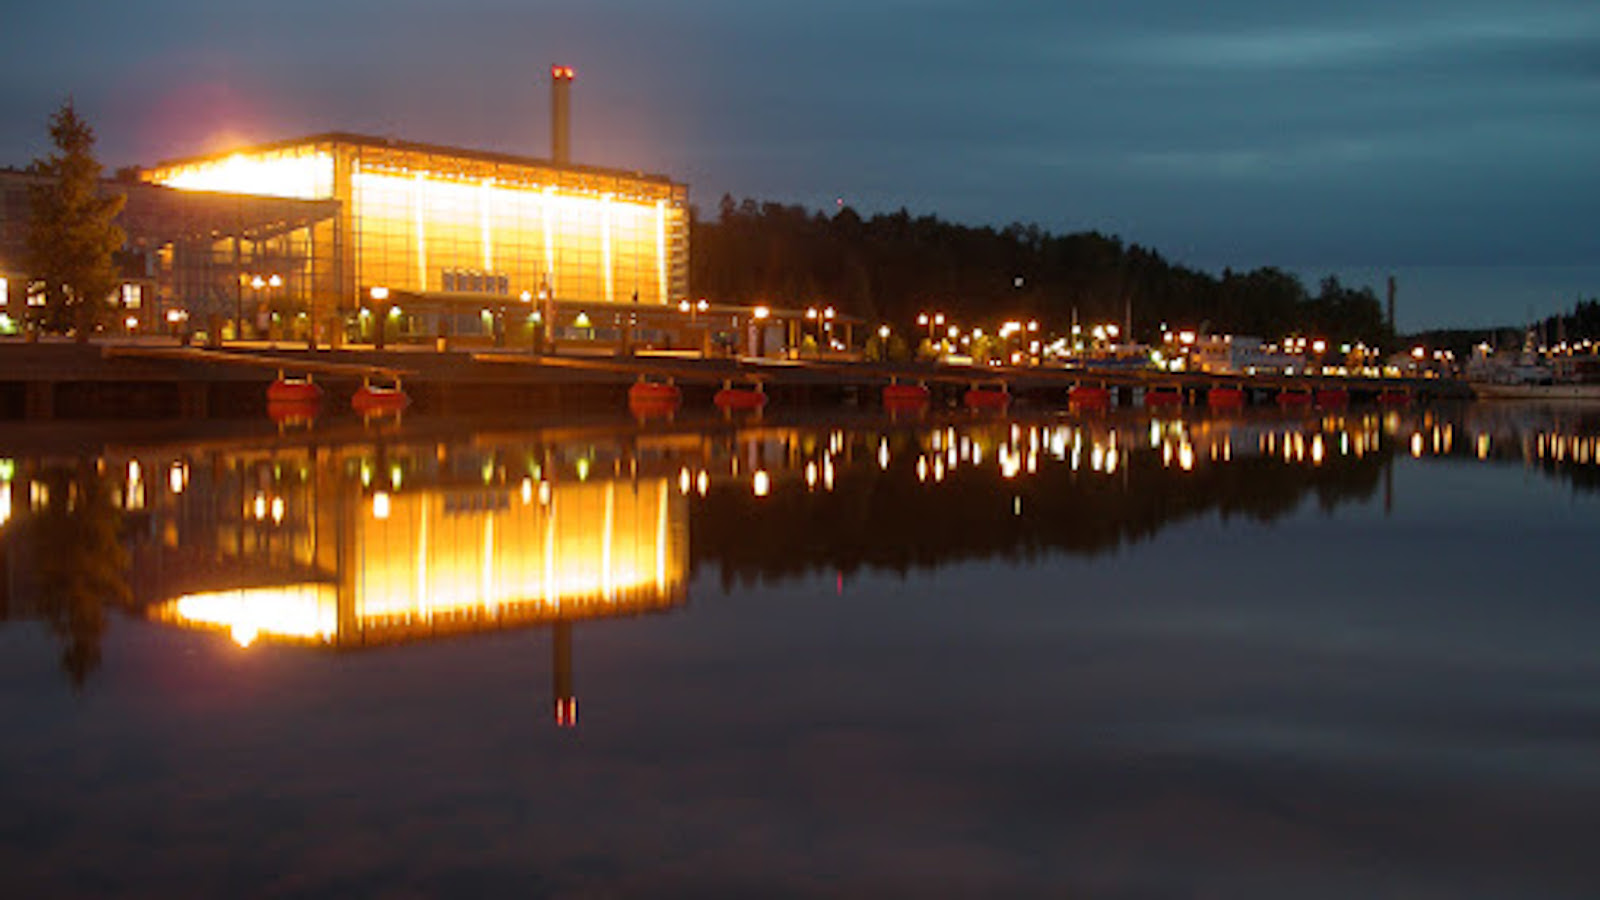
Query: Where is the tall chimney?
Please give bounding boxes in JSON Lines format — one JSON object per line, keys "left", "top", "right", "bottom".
{"left": 550, "top": 64, "right": 574, "bottom": 164}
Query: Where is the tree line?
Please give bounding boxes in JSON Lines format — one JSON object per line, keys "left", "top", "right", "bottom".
{"left": 692, "top": 196, "right": 1394, "bottom": 347}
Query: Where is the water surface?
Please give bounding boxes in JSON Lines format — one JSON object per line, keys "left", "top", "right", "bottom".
{"left": 2, "top": 404, "right": 1597, "bottom": 897}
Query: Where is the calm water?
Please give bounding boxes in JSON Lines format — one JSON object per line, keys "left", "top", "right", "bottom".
{"left": 2, "top": 403, "right": 1598, "bottom": 898}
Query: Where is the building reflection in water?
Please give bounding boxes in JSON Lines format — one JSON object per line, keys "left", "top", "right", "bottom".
{"left": 122, "top": 438, "right": 689, "bottom": 728}
{"left": 6, "top": 405, "right": 1600, "bottom": 695}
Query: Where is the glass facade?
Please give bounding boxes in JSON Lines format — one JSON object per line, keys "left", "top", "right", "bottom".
{"left": 141, "top": 134, "right": 690, "bottom": 323}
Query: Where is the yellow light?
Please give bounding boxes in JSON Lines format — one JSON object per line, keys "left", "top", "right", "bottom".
{"left": 149, "top": 150, "right": 333, "bottom": 199}
{"left": 168, "top": 462, "right": 187, "bottom": 494}
{"left": 270, "top": 496, "right": 285, "bottom": 524}
{"left": 252, "top": 493, "right": 267, "bottom": 520}
{"left": 753, "top": 305, "right": 770, "bottom": 320}
{"left": 372, "top": 491, "right": 391, "bottom": 519}
{"left": 171, "top": 585, "right": 338, "bottom": 646}
{"left": 753, "top": 470, "right": 770, "bottom": 497}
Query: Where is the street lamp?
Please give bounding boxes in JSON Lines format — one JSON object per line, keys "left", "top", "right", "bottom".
{"left": 370, "top": 286, "right": 390, "bottom": 349}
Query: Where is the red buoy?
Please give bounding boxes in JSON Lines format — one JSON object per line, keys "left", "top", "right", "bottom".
{"left": 628, "top": 380, "right": 682, "bottom": 406}
{"left": 714, "top": 384, "right": 768, "bottom": 410}
{"left": 1144, "top": 387, "right": 1183, "bottom": 408}
{"left": 963, "top": 386, "right": 1011, "bottom": 410}
{"left": 883, "top": 382, "right": 931, "bottom": 409}
{"left": 1069, "top": 385, "right": 1111, "bottom": 408}
{"left": 267, "top": 375, "right": 322, "bottom": 403}
{"left": 352, "top": 383, "right": 411, "bottom": 414}
{"left": 1207, "top": 386, "right": 1245, "bottom": 408}
{"left": 267, "top": 398, "right": 319, "bottom": 425}
{"left": 628, "top": 379, "right": 681, "bottom": 418}
{"left": 1277, "top": 388, "right": 1313, "bottom": 406}
{"left": 1314, "top": 388, "right": 1349, "bottom": 407}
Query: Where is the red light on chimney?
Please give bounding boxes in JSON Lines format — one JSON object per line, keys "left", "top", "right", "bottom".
{"left": 551, "top": 65, "right": 575, "bottom": 81}
{"left": 554, "top": 697, "right": 578, "bottom": 727}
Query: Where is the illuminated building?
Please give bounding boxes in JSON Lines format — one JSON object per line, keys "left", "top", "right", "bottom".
{"left": 137, "top": 132, "right": 688, "bottom": 340}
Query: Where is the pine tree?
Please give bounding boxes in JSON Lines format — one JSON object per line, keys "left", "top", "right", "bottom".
{"left": 26, "top": 100, "right": 126, "bottom": 341}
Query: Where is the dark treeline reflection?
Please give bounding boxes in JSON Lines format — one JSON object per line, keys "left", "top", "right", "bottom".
{"left": 7, "top": 404, "right": 1600, "bottom": 686}
{"left": 692, "top": 420, "right": 1390, "bottom": 589}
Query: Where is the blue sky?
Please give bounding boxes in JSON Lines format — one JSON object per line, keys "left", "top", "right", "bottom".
{"left": 4, "top": 0, "right": 1597, "bottom": 330}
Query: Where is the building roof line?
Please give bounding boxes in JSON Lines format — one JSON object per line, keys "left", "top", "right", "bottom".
{"left": 141, "top": 131, "right": 683, "bottom": 188}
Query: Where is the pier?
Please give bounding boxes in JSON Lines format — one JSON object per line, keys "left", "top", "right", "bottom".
{"left": 0, "top": 339, "right": 1466, "bottom": 421}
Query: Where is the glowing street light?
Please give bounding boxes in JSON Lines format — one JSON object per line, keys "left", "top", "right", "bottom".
{"left": 370, "top": 286, "right": 391, "bottom": 348}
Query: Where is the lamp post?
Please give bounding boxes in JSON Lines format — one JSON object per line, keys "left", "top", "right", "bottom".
{"left": 370, "top": 286, "right": 389, "bottom": 350}
{"left": 752, "top": 304, "right": 770, "bottom": 357}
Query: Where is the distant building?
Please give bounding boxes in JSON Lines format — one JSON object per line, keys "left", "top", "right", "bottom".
{"left": 1191, "top": 335, "right": 1301, "bottom": 374}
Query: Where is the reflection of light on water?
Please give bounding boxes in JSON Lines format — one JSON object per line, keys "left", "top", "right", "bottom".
{"left": 1411, "top": 433, "right": 1424, "bottom": 458}
{"left": 0, "top": 483, "right": 10, "bottom": 528}
{"left": 126, "top": 460, "right": 145, "bottom": 511}
{"left": 173, "top": 586, "right": 339, "bottom": 647}
{"left": 753, "top": 470, "right": 770, "bottom": 497}
{"left": 168, "top": 462, "right": 187, "bottom": 495}
{"left": 372, "top": 491, "right": 391, "bottom": 519}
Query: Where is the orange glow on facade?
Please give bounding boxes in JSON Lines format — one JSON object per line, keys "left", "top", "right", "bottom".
{"left": 140, "top": 135, "right": 689, "bottom": 310}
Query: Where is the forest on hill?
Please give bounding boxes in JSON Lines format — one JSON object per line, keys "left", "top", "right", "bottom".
{"left": 691, "top": 197, "right": 1393, "bottom": 347}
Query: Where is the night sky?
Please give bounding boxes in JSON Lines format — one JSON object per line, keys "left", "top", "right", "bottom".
{"left": 4, "top": 0, "right": 1597, "bottom": 330}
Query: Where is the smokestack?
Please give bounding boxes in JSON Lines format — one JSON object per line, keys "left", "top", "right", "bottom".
{"left": 550, "top": 64, "right": 574, "bottom": 164}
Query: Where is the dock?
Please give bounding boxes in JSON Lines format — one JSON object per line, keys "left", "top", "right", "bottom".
{"left": 0, "top": 338, "right": 1467, "bottom": 421}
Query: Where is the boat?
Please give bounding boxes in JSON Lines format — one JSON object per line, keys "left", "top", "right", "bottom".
{"left": 1470, "top": 381, "right": 1600, "bottom": 401}
{"left": 1143, "top": 386, "right": 1183, "bottom": 408}
{"left": 1314, "top": 387, "right": 1349, "bottom": 408}
{"left": 1465, "top": 330, "right": 1600, "bottom": 402}
{"left": 714, "top": 381, "right": 769, "bottom": 410}
{"left": 266, "top": 372, "right": 322, "bottom": 403}
{"left": 1206, "top": 385, "right": 1246, "bottom": 408}
{"left": 883, "top": 381, "right": 931, "bottom": 409}
{"left": 627, "top": 377, "right": 682, "bottom": 417}
{"left": 1068, "top": 384, "right": 1111, "bottom": 409}
{"left": 963, "top": 382, "right": 1011, "bottom": 410}
{"left": 352, "top": 377, "right": 411, "bottom": 414}
{"left": 1276, "top": 387, "right": 1313, "bottom": 407}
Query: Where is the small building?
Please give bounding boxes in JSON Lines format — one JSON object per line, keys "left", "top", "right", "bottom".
{"left": 1191, "top": 335, "right": 1301, "bottom": 374}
